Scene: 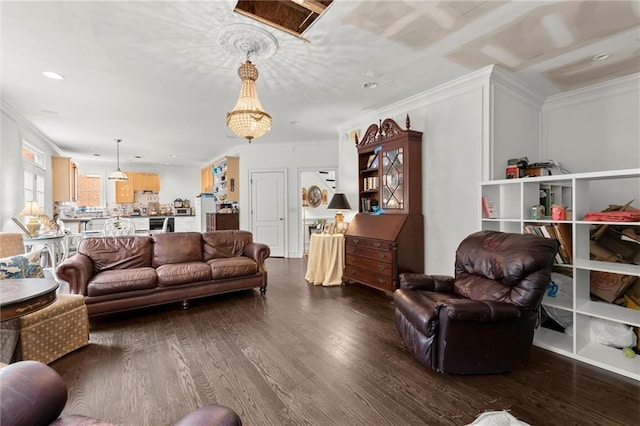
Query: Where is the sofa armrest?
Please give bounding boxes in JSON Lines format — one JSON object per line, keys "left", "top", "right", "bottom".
{"left": 0, "top": 360, "right": 67, "bottom": 426}
{"left": 243, "top": 242, "right": 270, "bottom": 273}
{"left": 56, "top": 253, "right": 95, "bottom": 296}
{"left": 399, "top": 273, "right": 455, "bottom": 293}
{"left": 441, "top": 299, "right": 521, "bottom": 323}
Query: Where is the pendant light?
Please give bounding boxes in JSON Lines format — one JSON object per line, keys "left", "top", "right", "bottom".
{"left": 108, "top": 138, "right": 128, "bottom": 181}
{"left": 218, "top": 23, "right": 277, "bottom": 143}
{"left": 226, "top": 56, "right": 272, "bottom": 143}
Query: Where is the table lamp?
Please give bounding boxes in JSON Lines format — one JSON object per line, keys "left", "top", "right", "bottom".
{"left": 19, "top": 200, "right": 46, "bottom": 236}
{"left": 327, "top": 192, "right": 351, "bottom": 233}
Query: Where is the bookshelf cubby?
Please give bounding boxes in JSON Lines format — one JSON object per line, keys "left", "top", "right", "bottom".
{"left": 480, "top": 169, "right": 640, "bottom": 381}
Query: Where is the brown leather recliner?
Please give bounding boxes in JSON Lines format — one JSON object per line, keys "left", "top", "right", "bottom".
{"left": 394, "top": 230, "right": 559, "bottom": 374}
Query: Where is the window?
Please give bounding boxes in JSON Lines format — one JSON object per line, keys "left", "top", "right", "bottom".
{"left": 77, "top": 174, "right": 103, "bottom": 207}
{"left": 22, "top": 142, "right": 45, "bottom": 207}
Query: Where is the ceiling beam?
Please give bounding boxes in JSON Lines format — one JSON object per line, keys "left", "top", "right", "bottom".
{"left": 290, "top": 0, "right": 326, "bottom": 15}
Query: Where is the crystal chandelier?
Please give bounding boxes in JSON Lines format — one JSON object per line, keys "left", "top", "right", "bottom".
{"left": 226, "top": 59, "right": 272, "bottom": 142}
{"left": 219, "top": 23, "right": 277, "bottom": 143}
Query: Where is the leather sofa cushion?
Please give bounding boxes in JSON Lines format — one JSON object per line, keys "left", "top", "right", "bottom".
{"left": 79, "top": 236, "right": 152, "bottom": 272}
{"left": 87, "top": 267, "right": 157, "bottom": 297}
{"left": 203, "top": 231, "right": 252, "bottom": 261}
{"left": 207, "top": 257, "right": 258, "bottom": 280}
{"left": 152, "top": 233, "right": 203, "bottom": 267}
{"left": 156, "top": 262, "right": 212, "bottom": 287}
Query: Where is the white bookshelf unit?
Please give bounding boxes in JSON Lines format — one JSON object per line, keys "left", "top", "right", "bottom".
{"left": 480, "top": 168, "right": 640, "bottom": 381}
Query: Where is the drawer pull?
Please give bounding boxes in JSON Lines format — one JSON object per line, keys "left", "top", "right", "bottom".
{"left": 374, "top": 242, "right": 382, "bottom": 248}
{"left": 378, "top": 253, "right": 385, "bottom": 259}
{"left": 377, "top": 278, "right": 386, "bottom": 283}
{"left": 348, "top": 248, "right": 356, "bottom": 253}
{"left": 377, "top": 265, "right": 385, "bottom": 271}
{"left": 353, "top": 239, "right": 360, "bottom": 245}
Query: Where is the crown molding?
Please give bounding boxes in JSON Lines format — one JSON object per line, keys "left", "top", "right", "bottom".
{"left": 1, "top": 98, "right": 63, "bottom": 154}
{"left": 543, "top": 72, "right": 640, "bottom": 111}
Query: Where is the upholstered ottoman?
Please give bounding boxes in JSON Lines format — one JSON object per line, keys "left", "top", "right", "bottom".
{"left": 19, "top": 294, "right": 89, "bottom": 364}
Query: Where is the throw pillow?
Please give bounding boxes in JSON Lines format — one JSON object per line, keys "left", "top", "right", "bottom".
{"left": 0, "top": 250, "right": 44, "bottom": 280}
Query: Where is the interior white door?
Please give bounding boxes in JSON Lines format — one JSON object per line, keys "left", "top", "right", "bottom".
{"left": 250, "top": 170, "right": 286, "bottom": 257}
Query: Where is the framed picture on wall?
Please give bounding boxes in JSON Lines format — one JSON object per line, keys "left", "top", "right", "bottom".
{"left": 308, "top": 185, "right": 322, "bottom": 208}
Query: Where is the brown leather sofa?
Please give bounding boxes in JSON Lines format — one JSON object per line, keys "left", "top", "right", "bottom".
{"left": 394, "top": 230, "right": 559, "bottom": 374}
{"left": 0, "top": 360, "right": 242, "bottom": 426}
{"left": 56, "top": 231, "right": 269, "bottom": 317}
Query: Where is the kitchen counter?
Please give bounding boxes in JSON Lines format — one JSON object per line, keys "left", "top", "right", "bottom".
{"left": 68, "top": 215, "right": 200, "bottom": 234}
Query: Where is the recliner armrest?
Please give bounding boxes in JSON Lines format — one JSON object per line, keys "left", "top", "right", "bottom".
{"left": 441, "top": 299, "right": 521, "bottom": 322}
{"left": 399, "top": 273, "right": 455, "bottom": 293}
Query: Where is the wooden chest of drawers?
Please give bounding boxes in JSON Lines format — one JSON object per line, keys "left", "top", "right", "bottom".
{"left": 343, "top": 213, "right": 423, "bottom": 293}
{"left": 345, "top": 236, "right": 397, "bottom": 292}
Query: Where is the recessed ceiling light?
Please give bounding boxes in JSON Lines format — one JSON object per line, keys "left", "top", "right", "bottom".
{"left": 93, "top": 153, "right": 101, "bottom": 157}
{"left": 289, "top": 121, "right": 299, "bottom": 125}
{"left": 592, "top": 53, "right": 610, "bottom": 62}
{"left": 363, "top": 81, "right": 379, "bottom": 89}
{"left": 134, "top": 155, "right": 142, "bottom": 159}
{"left": 42, "top": 71, "right": 65, "bottom": 80}
{"left": 165, "top": 162, "right": 170, "bottom": 165}
{"left": 169, "top": 154, "right": 177, "bottom": 158}
{"left": 40, "top": 109, "right": 58, "bottom": 115}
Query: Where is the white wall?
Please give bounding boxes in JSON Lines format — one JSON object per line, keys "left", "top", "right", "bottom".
{"left": 491, "top": 75, "right": 543, "bottom": 179}
{"left": 234, "top": 142, "right": 338, "bottom": 257}
{"left": 338, "top": 69, "right": 494, "bottom": 275}
{"left": 543, "top": 74, "right": 640, "bottom": 174}
{"left": 1, "top": 108, "right": 60, "bottom": 232}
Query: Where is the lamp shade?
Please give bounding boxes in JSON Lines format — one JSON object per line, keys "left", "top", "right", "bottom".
{"left": 108, "top": 169, "right": 128, "bottom": 181}
{"left": 19, "top": 201, "right": 46, "bottom": 216}
{"left": 108, "top": 138, "right": 128, "bottom": 181}
{"left": 226, "top": 61, "right": 272, "bottom": 142}
{"left": 327, "top": 193, "right": 351, "bottom": 210}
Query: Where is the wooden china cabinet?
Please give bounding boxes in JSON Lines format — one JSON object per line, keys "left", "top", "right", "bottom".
{"left": 344, "top": 115, "right": 424, "bottom": 293}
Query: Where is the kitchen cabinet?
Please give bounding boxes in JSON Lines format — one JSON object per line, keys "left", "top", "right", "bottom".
{"left": 132, "top": 172, "right": 160, "bottom": 191}
{"left": 52, "top": 156, "right": 78, "bottom": 202}
{"left": 201, "top": 162, "right": 214, "bottom": 193}
{"left": 115, "top": 173, "right": 134, "bottom": 203}
{"left": 206, "top": 212, "right": 239, "bottom": 231}
{"left": 344, "top": 116, "right": 424, "bottom": 293}
{"left": 213, "top": 157, "right": 239, "bottom": 202}
{"left": 174, "top": 216, "right": 198, "bottom": 232}
{"left": 480, "top": 168, "right": 640, "bottom": 381}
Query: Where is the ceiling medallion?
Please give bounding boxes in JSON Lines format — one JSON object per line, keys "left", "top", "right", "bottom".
{"left": 218, "top": 23, "right": 278, "bottom": 60}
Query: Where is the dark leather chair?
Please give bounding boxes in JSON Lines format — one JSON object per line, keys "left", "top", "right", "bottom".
{"left": 0, "top": 360, "right": 242, "bottom": 426}
{"left": 394, "top": 230, "right": 559, "bottom": 374}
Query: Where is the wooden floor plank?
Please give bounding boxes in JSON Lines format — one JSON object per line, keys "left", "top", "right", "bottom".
{"left": 51, "top": 258, "right": 640, "bottom": 425}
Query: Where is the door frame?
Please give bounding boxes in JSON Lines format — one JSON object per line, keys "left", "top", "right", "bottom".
{"left": 298, "top": 166, "right": 338, "bottom": 257}
{"left": 249, "top": 167, "right": 287, "bottom": 257}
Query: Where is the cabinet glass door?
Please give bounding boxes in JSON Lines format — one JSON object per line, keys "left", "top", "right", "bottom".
{"left": 382, "top": 147, "right": 404, "bottom": 210}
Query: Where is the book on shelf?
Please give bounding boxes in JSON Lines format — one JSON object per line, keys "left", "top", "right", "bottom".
{"left": 481, "top": 196, "right": 498, "bottom": 219}
{"left": 363, "top": 176, "right": 379, "bottom": 191}
{"left": 553, "top": 223, "right": 573, "bottom": 264}
{"left": 523, "top": 223, "right": 572, "bottom": 264}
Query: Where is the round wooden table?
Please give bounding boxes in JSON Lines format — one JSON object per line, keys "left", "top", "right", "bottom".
{"left": 0, "top": 278, "right": 59, "bottom": 321}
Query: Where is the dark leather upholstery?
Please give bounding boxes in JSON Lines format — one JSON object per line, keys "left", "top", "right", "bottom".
{"left": 57, "top": 231, "right": 269, "bottom": 317}
{"left": 0, "top": 361, "right": 242, "bottom": 426}
{"left": 394, "top": 230, "right": 559, "bottom": 374}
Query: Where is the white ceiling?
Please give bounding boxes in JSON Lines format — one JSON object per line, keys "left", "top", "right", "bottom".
{"left": 2, "top": 1, "right": 639, "bottom": 168}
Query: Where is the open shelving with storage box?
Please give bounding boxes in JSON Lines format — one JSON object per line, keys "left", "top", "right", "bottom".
{"left": 480, "top": 168, "right": 640, "bottom": 381}
{"left": 213, "top": 157, "right": 239, "bottom": 203}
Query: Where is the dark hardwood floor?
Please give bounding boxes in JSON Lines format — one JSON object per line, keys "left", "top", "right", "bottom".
{"left": 52, "top": 258, "right": 639, "bottom": 426}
